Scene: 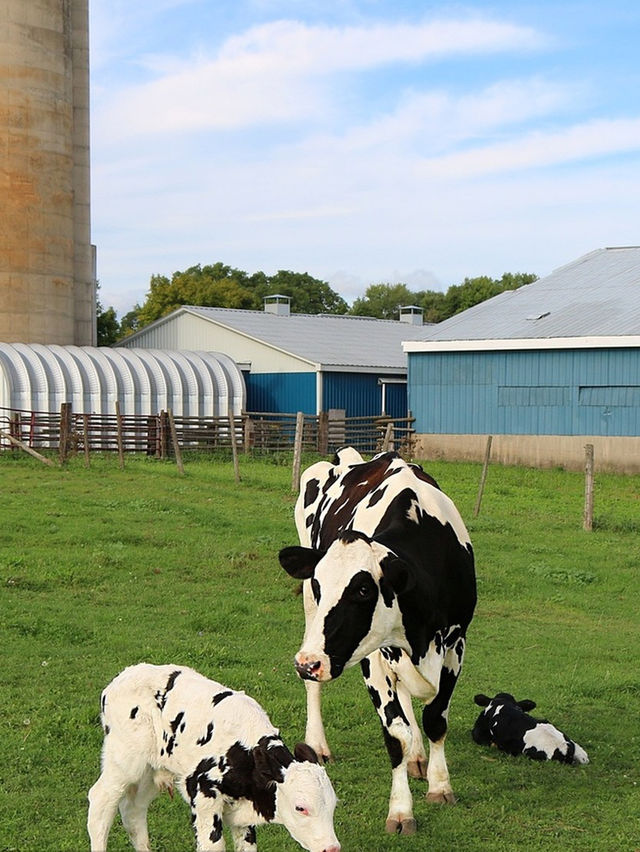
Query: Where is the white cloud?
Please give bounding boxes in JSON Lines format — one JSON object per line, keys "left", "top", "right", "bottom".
{"left": 93, "top": 16, "right": 544, "bottom": 138}
{"left": 417, "top": 116, "right": 640, "bottom": 179}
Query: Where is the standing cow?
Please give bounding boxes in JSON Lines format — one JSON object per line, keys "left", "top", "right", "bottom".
{"left": 279, "top": 448, "right": 476, "bottom": 835}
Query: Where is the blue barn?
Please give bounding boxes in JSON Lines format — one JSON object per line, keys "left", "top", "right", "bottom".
{"left": 404, "top": 247, "right": 640, "bottom": 473}
{"left": 120, "top": 298, "right": 428, "bottom": 419}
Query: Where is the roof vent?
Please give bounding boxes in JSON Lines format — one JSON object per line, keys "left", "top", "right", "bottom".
{"left": 264, "top": 294, "right": 291, "bottom": 316}
{"left": 398, "top": 305, "right": 424, "bottom": 325}
{"left": 526, "top": 311, "right": 550, "bottom": 321}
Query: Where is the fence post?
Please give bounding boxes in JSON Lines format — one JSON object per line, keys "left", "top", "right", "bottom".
{"left": 318, "top": 411, "right": 329, "bottom": 454}
{"left": 59, "top": 402, "right": 72, "bottom": 464}
{"left": 243, "top": 415, "right": 254, "bottom": 454}
{"left": 82, "top": 413, "right": 91, "bottom": 467}
{"left": 381, "top": 421, "right": 394, "bottom": 452}
{"left": 0, "top": 429, "right": 56, "bottom": 466}
{"left": 229, "top": 406, "right": 241, "bottom": 483}
{"left": 115, "top": 401, "right": 125, "bottom": 469}
{"left": 583, "top": 443, "right": 594, "bottom": 531}
{"left": 291, "top": 411, "right": 305, "bottom": 492}
{"left": 167, "top": 409, "right": 185, "bottom": 475}
{"left": 473, "top": 435, "right": 493, "bottom": 517}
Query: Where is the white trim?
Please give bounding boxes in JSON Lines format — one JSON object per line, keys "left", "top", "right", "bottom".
{"left": 316, "top": 371, "right": 323, "bottom": 416}
{"left": 403, "top": 336, "right": 640, "bottom": 353}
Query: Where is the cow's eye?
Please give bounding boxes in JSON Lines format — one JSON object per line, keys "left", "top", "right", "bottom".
{"left": 357, "top": 584, "right": 370, "bottom": 598}
{"left": 295, "top": 805, "right": 309, "bottom": 815}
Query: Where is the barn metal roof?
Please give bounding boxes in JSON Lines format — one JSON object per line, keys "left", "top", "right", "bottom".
{"left": 130, "top": 306, "right": 431, "bottom": 372}
{"left": 404, "top": 247, "right": 640, "bottom": 352}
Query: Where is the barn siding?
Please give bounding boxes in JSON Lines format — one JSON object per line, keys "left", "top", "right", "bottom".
{"left": 245, "top": 372, "right": 316, "bottom": 414}
{"left": 323, "top": 372, "right": 407, "bottom": 418}
{"left": 408, "top": 348, "right": 640, "bottom": 437}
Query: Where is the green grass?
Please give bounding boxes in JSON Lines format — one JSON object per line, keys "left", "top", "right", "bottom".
{"left": 0, "top": 452, "right": 638, "bottom": 851}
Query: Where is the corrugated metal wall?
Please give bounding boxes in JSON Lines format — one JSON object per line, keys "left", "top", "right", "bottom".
{"left": 0, "top": 344, "right": 245, "bottom": 416}
{"left": 323, "top": 372, "right": 407, "bottom": 418}
{"left": 246, "top": 372, "right": 316, "bottom": 414}
{"left": 409, "top": 347, "right": 640, "bottom": 436}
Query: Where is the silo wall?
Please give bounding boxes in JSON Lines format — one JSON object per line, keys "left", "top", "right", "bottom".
{"left": 0, "top": 0, "right": 95, "bottom": 345}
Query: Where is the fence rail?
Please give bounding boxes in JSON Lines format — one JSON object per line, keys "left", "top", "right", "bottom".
{"left": 0, "top": 406, "right": 415, "bottom": 460}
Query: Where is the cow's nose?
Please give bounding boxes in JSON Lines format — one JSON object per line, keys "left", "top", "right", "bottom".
{"left": 294, "top": 658, "right": 322, "bottom": 680}
{"left": 322, "top": 844, "right": 341, "bottom": 852}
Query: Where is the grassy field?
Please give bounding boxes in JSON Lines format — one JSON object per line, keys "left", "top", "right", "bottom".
{"left": 0, "top": 451, "right": 638, "bottom": 852}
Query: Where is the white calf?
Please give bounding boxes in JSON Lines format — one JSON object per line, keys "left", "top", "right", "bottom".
{"left": 88, "top": 664, "right": 340, "bottom": 852}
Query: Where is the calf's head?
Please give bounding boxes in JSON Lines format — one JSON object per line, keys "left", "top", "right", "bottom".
{"left": 257, "top": 742, "right": 340, "bottom": 852}
{"left": 279, "top": 532, "right": 413, "bottom": 682}
{"left": 471, "top": 692, "right": 537, "bottom": 744}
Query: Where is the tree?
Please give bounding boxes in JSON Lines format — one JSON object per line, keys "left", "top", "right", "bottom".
{"left": 95, "top": 282, "right": 120, "bottom": 346}
{"left": 256, "top": 270, "right": 349, "bottom": 314}
{"left": 348, "top": 273, "right": 538, "bottom": 322}
{"left": 350, "top": 283, "right": 417, "bottom": 319}
{"left": 125, "top": 263, "right": 348, "bottom": 335}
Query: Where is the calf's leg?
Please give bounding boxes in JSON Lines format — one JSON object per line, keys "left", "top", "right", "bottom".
{"left": 88, "top": 772, "right": 129, "bottom": 852}
{"left": 230, "top": 824, "right": 257, "bottom": 852}
{"left": 118, "top": 767, "right": 159, "bottom": 852}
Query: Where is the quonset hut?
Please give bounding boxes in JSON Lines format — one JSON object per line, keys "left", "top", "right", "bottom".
{"left": 0, "top": 345, "right": 245, "bottom": 417}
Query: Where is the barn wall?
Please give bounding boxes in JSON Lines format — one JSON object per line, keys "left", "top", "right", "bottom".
{"left": 120, "top": 314, "right": 311, "bottom": 373}
{"left": 409, "top": 348, "right": 640, "bottom": 437}
{"left": 413, "top": 434, "right": 640, "bottom": 474}
{"left": 323, "top": 372, "right": 407, "bottom": 418}
{"left": 245, "top": 372, "right": 316, "bottom": 414}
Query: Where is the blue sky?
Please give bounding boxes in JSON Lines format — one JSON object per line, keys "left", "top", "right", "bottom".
{"left": 89, "top": 0, "right": 640, "bottom": 315}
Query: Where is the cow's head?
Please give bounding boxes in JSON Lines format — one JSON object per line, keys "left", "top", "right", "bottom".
{"left": 279, "top": 531, "right": 413, "bottom": 682}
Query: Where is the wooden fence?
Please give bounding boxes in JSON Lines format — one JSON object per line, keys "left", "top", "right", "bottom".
{"left": 0, "top": 406, "right": 415, "bottom": 460}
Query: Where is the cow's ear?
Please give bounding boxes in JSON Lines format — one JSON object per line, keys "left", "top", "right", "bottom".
{"left": 279, "top": 546, "right": 324, "bottom": 580}
{"left": 518, "top": 699, "right": 537, "bottom": 712}
{"left": 474, "top": 693, "right": 491, "bottom": 707}
{"left": 293, "top": 742, "right": 319, "bottom": 764}
{"left": 381, "top": 556, "right": 414, "bottom": 595}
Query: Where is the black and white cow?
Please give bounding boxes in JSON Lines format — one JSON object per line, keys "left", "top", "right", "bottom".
{"left": 279, "top": 448, "right": 476, "bottom": 835}
{"left": 472, "top": 692, "right": 589, "bottom": 765}
{"left": 88, "top": 663, "right": 340, "bottom": 852}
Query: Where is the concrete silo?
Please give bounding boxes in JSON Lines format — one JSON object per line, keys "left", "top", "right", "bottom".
{"left": 0, "top": 0, "right": 96, "bottom": 345}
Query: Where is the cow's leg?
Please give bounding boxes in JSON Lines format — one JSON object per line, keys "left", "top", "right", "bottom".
{"left": 421, "top": 638, "right": 465, "bottom": 804}
{"left": 118, "top": 766, "right": 158, "bottom": 852}
{"left": 302, "top": 581, "right": 332, "bottom": 761}
{"left": 361, "top": 652, "right": 416, "bottom": 835}
{"left": 192, "top": 792, "right": 226, "bottom": 851}
{"left": 229, "top": 825, "right": 257, "bottom": 852}
{"left": 304, "top": 680, "right": 331, "bottom": 762}
{"left": 396, "top": 682, "right": 428, "bottom": 780}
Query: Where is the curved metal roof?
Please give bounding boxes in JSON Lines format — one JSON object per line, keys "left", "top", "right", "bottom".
{"left": 0, "top": 345, "right": 246, "bottom": 416}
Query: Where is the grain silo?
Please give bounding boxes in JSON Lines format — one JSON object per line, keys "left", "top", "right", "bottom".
{"left": 0, "top": 0, "right": 96, "bottom": 345}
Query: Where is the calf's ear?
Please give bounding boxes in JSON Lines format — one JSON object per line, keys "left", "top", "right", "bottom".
{"left": 279, "top": 546, "right": 324, "bottom": 579}
{"left": 474, "top": 694, "right": 491, "bottom": 707}
{"left": 294, "top": 742, "right": 319, "bottom": 764}
{"left": 518, "top": 699, "right": 537, "bottom": 712}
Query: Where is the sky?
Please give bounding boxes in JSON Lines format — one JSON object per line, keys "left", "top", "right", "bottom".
{"left": 89, "top": 0, "right": 640, "bottom": 316}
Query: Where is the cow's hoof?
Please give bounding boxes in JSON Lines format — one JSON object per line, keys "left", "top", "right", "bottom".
{"left": 426, "top": 790, "right": 457, "bottom": 804}
{"left": 385, "top": 818, "right": 417, "bottom": 835}
{"left": 407, "top": 756, "right": 428, "bottom": 780}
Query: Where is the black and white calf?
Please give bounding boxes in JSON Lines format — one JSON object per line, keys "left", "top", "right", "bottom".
{"left": 472, "top": 692, "right": 589, "bottom": 765}
{"left": 279, "top": 448, "right": 476, "bottom": 835}
{"left": 88, "top": 664, "right": 340, "bottom": 852}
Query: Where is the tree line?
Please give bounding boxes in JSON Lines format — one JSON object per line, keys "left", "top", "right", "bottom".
{"left": 97, "top": 263, "right": 537, "bottom": 345}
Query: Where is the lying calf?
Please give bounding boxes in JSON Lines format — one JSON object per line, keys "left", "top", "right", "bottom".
{"left": 88, "top": 663, "right": 340, "bottom": 852}
{"left": 472, "top": 692, "right": 589, "bottom": 765}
